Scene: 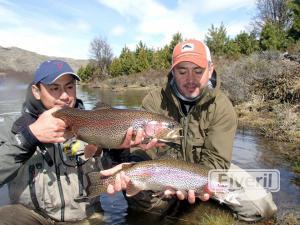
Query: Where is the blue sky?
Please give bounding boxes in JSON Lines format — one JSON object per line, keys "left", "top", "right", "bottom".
{"left": 0, "top": 0, "right": 256, "bottom": 59}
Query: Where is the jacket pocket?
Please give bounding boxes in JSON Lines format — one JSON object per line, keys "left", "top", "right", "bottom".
{"left": 187, "top": 138, "right": 204, "bottom": 163}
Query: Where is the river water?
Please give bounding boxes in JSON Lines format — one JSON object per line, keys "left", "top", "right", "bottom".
{"left": 0, "top": 83, "right": 299, "bottom": 223}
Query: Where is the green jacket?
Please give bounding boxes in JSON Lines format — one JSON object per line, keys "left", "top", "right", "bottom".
{"left": 141, "top": 72, "right": 237, "bottom": 169}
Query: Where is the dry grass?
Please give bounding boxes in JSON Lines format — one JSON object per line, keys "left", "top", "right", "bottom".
{"left": 70, "top": 206, "right": 299, "bottom": 225}
{"left": 276, "top": 212, "right": 300, "bottom": 225}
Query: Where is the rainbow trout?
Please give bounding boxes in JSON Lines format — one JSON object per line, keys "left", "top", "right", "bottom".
{"left": 52, "top": 107, "right": 181, "bottom": 148}
{"left": 87, "top": 159, "right": 237, "bottom": 204}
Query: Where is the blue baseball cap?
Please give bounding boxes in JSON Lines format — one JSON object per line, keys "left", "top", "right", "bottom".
{"left": 33, "top": 60, "right": 81, "bottom": 84}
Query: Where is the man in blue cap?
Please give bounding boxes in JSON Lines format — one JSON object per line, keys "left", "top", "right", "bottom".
{"left": 0, "top": 60, "right": 103, "bottom": 224}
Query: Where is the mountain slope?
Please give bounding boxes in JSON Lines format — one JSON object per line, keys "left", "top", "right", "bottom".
{"left": 0, "top": 46, "right": 88, "bottom": 74}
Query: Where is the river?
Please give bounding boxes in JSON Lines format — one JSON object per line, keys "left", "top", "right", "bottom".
{"left": 0, "top": 83, "right": 299, "bottom": 224}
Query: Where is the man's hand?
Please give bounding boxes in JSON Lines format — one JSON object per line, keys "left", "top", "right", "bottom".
{"left": 164, "top": 189, "right": 210, "bottom": 204}
{"left": 100, "top": 164, "right": 131, "bottom": 194}
{"left": 119, "top": 127, "right": 164, "bottom": 150}
{"left": 29, "top": 106, "right": 67, "bottom": 143}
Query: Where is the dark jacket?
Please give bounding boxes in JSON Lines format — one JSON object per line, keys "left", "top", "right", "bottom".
{"left": 0, "top": 85, "right": 100, "bottom": 222}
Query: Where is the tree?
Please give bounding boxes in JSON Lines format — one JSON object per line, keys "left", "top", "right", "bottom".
{"left": 259, "top": 22, "right": 287, "bottom": 50}
{"left": 135, "top": 41, "right": 151, "bottom": 72}
{"left": 167, "top": 32, "right": 183, "bottom": 64}
{"left": 253, "top": 0, "right": 292, "bottom": 33}
{"left": 119, "top": 46, "right": 136, "bottom": 75}
{"left": 224, "top": 40, "right": 241, "bottom": 58}
{"left": 235, "top": 31, "right": 259, "bottom": 55}
{"left": 109, "top": 58, "right": 123, "bottom": 77}
{"left": 205, "top": 23, "right": 229, "bottom": 56}
{"left": 77, "top": 64, "right": 95, "bottom": 82}
{"left": 152, "top": 45, "right": 170, "bottom": 70}
{"left": 288, "top": 0, "right": 300, "bottom": 40}
{"left": 89, "top": 36, "right": 113, "bottom": 73}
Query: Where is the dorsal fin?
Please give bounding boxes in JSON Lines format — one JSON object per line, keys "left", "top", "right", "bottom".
{"left": 93, "top": 102, "right": 112, "bottom": 110}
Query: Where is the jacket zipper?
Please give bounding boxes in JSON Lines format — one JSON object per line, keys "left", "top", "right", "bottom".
{"left": 54, "top": 144, "right": 65, "bottom": 221}
{"left": 182, "top": 115, "right": 190, "bottom": 161}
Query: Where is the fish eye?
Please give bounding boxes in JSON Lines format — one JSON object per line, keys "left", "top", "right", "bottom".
{"left": 167, "top": 123, "right": 175, "bottom": 129}
{"left": 160, "top": 122, "right": 171, "bottom": 129}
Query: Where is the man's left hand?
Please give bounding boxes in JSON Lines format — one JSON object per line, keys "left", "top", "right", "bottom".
{"left": 164, "top": 189, "right": 210, "bottom": 203}
{"left": 119, "top": 127, "right": 165, "bottom": 150}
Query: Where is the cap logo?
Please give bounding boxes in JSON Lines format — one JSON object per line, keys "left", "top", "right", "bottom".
{"left": 56, "top": 62, "right": 63, "bottom": 70}
{"left": 181, "top": 43, "right": 194, "bottom": 52}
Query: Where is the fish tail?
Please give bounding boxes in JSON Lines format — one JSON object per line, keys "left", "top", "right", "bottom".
{"left": 86, "top": 172, "right": 114, "bottom": 198}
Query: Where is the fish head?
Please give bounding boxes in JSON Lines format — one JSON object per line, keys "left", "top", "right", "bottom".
{"left": 208, "top": 179, "right": 229, "bottom": 192}
{"left": 52, "top": 107, "right": 74, "bottom": 125}
{"left": 52, "top": 107, "right": 81, "bottom": 138}
{"left": 144, "top": 120, "right": 182, "bottom": 142}
{"left": 207, "top": 179, "right": 241, "bottom": 206}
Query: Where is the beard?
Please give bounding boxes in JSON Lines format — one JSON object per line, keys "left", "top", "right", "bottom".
{"left": 181, "top": 82, "right": 201, "bottom": 99}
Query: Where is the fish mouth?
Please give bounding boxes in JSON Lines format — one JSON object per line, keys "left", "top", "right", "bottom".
{"left": 156, "top": 127, "right": 183, "bottom": 143}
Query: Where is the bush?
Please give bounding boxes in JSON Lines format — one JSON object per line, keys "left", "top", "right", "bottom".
{"left": 220, "top": 51, "right": 300, "bottom": 104}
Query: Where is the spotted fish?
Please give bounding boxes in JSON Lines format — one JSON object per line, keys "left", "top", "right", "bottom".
{"left": 52, "top": 107, "right": 181, "bottom": 148}
{"left": 86, "top": 159, "right": 237, "bottom": 204}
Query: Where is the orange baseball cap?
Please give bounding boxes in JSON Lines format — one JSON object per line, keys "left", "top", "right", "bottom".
{"left": 172, "top": 39, "right": 212, "bottom": 69}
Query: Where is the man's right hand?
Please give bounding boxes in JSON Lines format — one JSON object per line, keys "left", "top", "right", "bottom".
{"left": 29, "top": 106, "right": 67, "bottom": 143}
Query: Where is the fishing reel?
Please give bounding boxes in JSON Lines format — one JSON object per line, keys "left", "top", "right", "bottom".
{"left": 63, "top": 138, "right": 87, "bottom": 157}
{"left": 59, "top": 138, "right": 92, "bottom": 168}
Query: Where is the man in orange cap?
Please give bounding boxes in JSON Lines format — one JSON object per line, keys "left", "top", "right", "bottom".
{"left": 106, "top": 39, "right": 277, "bottom": 222}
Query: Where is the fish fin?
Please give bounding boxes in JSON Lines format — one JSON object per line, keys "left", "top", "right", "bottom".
{"left": 223, "top": 197, "right": 241, "bottom": 206}
{"left": 126, "top": 182, "right": 141, "bottom": 197}
{"left": 63, "top": 129, "right": 75, "bottom": 140}
{"left": 121, "top": 163, "right": 136, "bottom": 171}
{"left": 151, "top": 191, "right": 165, "bottom": 198}
{"left": 93, "top": 102, "right": 112, "bottom": 110}
{"left": 162, "top": 142, "right": 181, "bottom": 149}
{"left": 86, "top": 172, "right": 111, "bottom": 199}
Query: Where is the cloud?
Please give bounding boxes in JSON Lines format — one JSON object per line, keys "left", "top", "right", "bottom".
{"left": 0, "top": 0, "right": 257, "bottom": 58}
{"left": 195, "top": 0, "right": 256, "bottom": 13}
{"left": 226, "top": 21, "right": 252, "bottom": 37}
{"left": 98, "top": 0, "right": 203, "bottom": 48}
{"left": 0, "top": 3, "right": 21, "bottom": 25}
{"left": 0, "top": 27, "right": 89, "bottom": 59}
{"left": 97, "top": 0, "right": 256, "bottom": 53}
{"left": 0, "top": 1, "right": 91, "bottom": 59}
{"left": 110, "top": 25, "right": 125, "bottom": 36}
{"left": 73, "top": 20, "right": 91, "bottom": 32}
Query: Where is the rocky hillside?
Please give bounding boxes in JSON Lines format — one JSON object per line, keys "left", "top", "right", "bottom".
{"left": 0, "top": 46, "right": 88, "bottom": 75}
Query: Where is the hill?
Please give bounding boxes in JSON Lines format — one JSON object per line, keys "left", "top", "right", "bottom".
{"left": 0, "top": 46, "right": 88, "bottom": 81}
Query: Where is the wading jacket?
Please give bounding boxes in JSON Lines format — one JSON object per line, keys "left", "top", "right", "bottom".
{"left": 141, "top": 72, "right": 237, "bottom": 169}
{"left": 0, "top": 87, "right": 101, "bottom": 222}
